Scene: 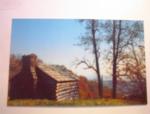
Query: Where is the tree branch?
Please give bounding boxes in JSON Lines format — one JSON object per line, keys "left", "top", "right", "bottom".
{"left": 75, "top": 58, "right": 97, "bottom": 73}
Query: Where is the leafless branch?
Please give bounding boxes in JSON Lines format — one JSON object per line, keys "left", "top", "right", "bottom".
{"left": 75, "top": 58, "right": 97, "bottom": 73}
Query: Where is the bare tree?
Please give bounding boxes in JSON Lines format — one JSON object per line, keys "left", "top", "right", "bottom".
{"left": 104, "top": 20, "right": 140, "bottom": 98}
{"left": 104, "top": 20, "right": 123, "bottom": 98}
{"left": 112, "top": 20, "right": 122, "bottom": 98}
{"left": 76, "top": 19, "right": 103, "bottom": 98}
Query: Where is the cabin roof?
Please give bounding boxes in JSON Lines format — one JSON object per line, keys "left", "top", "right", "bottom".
{"left": 37, "top": 63, "right": 78, "bottom": 82}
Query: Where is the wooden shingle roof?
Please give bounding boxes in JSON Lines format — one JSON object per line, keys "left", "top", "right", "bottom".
{"left": 37, "top": 63, "right": 77, "bottom": 82}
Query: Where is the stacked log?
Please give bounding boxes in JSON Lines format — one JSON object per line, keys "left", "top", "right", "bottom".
{"left": 46, "top": 81, "right": 79, "bottom": 101}
{"left": 56, "top": 81, "right": 79, "bottom": 101}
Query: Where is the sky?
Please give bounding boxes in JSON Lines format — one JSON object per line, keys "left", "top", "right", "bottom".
{"left": 11, "top": 19, "right": 84, "bottom": 60}
{"left": 10, "top": 19, "right": 144, "bottom": 81}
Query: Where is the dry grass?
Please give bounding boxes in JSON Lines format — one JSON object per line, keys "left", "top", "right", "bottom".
{"left": 7, "top": 98, "right": 146, "bottom": 107}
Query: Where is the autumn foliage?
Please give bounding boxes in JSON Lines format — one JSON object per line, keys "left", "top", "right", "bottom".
{"left": 78, "top": 76, "right": 114, "bottom": 99}
{"left": 78, "top": 76, "right": 97, "bottom": 99}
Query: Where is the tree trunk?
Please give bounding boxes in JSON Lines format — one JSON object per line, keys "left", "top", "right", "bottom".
{"left": 112, "top": 58, "right": 117, "bottom": 98}
{"left": 112, "top": 20, "right": 117, "bottom": 99}
{"left": 91, "top": 20, "right": 103, "bottom": 98}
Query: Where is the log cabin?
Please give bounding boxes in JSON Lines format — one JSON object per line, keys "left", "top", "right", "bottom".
{"left": 9, "top": 54, "right": 79, "bottom": 101}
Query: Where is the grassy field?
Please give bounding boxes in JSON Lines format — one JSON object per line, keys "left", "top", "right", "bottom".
{"left": 7, "top": 99, "right": 146, "bottom": 106}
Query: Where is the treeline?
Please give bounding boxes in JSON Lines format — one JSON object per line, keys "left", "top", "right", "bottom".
{"left": 78, "top": 76, "right": 122, "bottom": 100}
{"left": 78, "top": 75, "right": 146, "bottom": 102}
